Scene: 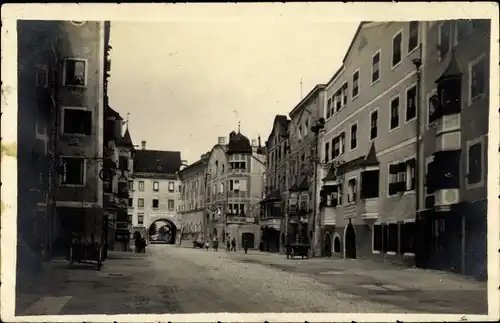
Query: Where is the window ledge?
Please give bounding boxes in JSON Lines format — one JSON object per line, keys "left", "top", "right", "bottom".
{"left": 407, "top": 46, "right": 419, "bottom": 57}
{"left": 372, "top": 250, "right": 381, "bottom": 254}
{"left": 403, "top": 190, "right": 416, "bottom": 196}
{"left": 60, "top": 184, "right": 85, "bottom": 188}
{"left": 61, "top": 133, "right": 87, "bottom": 138}
{"left": 391, "top": 61, "right": 402, "bottom": 71}
{"left": 403, "top": 252, "right": 415, "bottom": 257}
{"left": 371, "top": 78, "right": 380, "bottom": 87}
{"left": 62, "top": 84, "right": 88, "bottom": 89}
{"left": 405, "top": 116, "right": 417, "bottom": 125}
{"left": 387, "top": 251, "right": 397, "bottom": 255}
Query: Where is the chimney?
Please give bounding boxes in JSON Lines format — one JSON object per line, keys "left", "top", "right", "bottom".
{"left": 258, "top": 135, "right": 262, "bottom": 148}
{"left": 141, "top": 140, "right": 146, "bottom": 150}
{"left": 217, "top": 136, "right": 227, "bottom": 145}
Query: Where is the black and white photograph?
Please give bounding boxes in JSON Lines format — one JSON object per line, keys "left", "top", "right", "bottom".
{"left": 1, "top": 3, "right": 499, "bottom": 322}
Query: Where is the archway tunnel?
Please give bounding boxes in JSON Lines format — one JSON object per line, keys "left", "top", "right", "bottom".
{"left": 148, "top": 219, "right": 177, "bottom": 244}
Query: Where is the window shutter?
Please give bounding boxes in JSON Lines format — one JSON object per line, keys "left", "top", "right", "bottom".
{"left": 239, "top": 179, "right": 247, "bottom": 191}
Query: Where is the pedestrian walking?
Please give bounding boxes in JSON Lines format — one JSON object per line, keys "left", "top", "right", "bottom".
{"left": 205, "top": 240, "right": 210, "bottom": 251}
{"left": 231, "top": 238, "right": 236, "bottom": 251}
{"left": 226, "top": 238, "right": 231, "bottom": 251}
{"left": 213, "top": 238, "right": 219, "bottom": 252}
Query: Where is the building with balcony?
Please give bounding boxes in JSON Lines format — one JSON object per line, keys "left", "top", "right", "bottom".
{"left": 205, "top": 129, "right": 266, "bottom": 249}
{"left": 286, "top": 85, "right": 326, "bottom": 256}
{"left": 177, "top": 153, "right": 210, "bottom": 242}
{"left": 129, "top": 141, "right": 183, "bottom": 244}
{"left": 259, "top": 115, "right": 290, "bottom": 253}
{"left": 17, "top": 21, "right": 110, "bottom": 261}
{"left": 317, "top": 21, "right": 424, "bottom": 263}
{"left": 417, "top": 19, "right": 490, "bottom": 279}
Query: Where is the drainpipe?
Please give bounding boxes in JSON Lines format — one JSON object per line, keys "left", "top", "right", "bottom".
{"left": 412, "top": 46, "right": 423, "bottom": 263}
{"left": 310, "top": 131, "right": 319, "bottom": 257}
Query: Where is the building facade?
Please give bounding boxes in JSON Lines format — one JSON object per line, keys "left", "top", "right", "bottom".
{"left": 17, "top": 21, "right": 109, "bottom": 261}
{"left": 287, "top": 85, "right": 326, "bottom": 256}
{"left": 177, "top": 153, "right": 209, "bottom": 241}
{"left": 417, "top": 19, "right": 490, "bottom": 279}
{"left": 129, "top": 141, "right": 183, "bottom": 244}
{"left": 317, "top": 21, "right": 424, "bottom": 264}
{"left": 260, "top": 116, "right": 289, "bottom": 253}
{"left": 205, "top": 131, "right": 265, "bottom": 249}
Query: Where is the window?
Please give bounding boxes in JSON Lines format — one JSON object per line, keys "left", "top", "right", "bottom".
{"left": 335, "top": 91, "right": 342, "bottom": 112}
{"left": 405, "top": 158, "right": 416, "bottom": 191}
{"left": 408, "top": 21, "right": 419, "bottom": 53}
{"left": 390, "top": 96, "right": 400, "bottom": 130}
{"left": 370, "top": 110, "right": 378, "bottom": 140}
{"left": 425, "top": 156, "right": 436, "bottom": 208}
{"left": 229, "top": 179, "right": 246, "bottom": 191}
{"left": 138, "top": 198, "right": 145, "bottom": 208}
{"left": 220, "top": 182, "right": 225, "bottom": 194}
{"left": 36, "top": 67, "right": 49, "bottom": 88}
{"left": 128, "top": 180, "right": 134, "bottom": 191}
{"left": 388, "top": 162, "right": 407, "bottom": 196}
{"left": 61, "top": 157, "right": 85, "bottom": 186}
{"left": 406, "top": 85, "right": 417, "bottom": 122}
{"left": 341, "top": 82, "right": 348, "bottom": 106}
{"left": 63, "top": 59, "right": 87, "bottom": 86}
{"left": 128, "top": 214, "right": 132, "bottom": 224}
{"left": 438, "top": 21, "right": 451, "bottom": 59}
{"left": 469, "top": 56, "right": 485, "bottom": 102}
{"left": 138, "top": 181, "right": 144, "bottom": 192}
{"left": 62, "top": 108, "right": 92, "bottom": 135}
{"left": 427, "top": 89, "right": 438, "bottom": 127}
{"left": 326, "top": 98, "right": 332, "bottom": 119}
{"left": 347, "top": 178, "right": 357, "bottom": 203}
{"left": 119, "top": 156, "right": 128, "bottom": 170}
{"left": 138, "top": 213, "right": 144, "bottom": 225}
{"left": 153, "top": 181, "right": 159, "bottom": 192}
{"left": 387, "top": 223, "right": 398, "bottom": 253}
{"left": 128, "top": 198, "right": 133, "bottom": 207}
{"left": 168, "top": 200, "right": 175, "bottom": 211}
{"left": 352, "top": 70, "right": 360, "bottom": 99}
{"left": 324, "top": 142, "right": 330, "bottom": 163}
{"left": 152, "top": 199, "right": 159, "bottom": 208}
{"left": 350, "top": 123, "right": 358, "bottom": 150}
{"left": 400, "top": 222, "right": 416, "bottom": 254}
{"left": 304, "top": 118, "right": 309, "bottom": 137}
{"left": 455, "top": 19, "right": 474, "bottom": 44}
{"left": 332, "top": 137, "right": 340, "bottom": 160}
{"left": 371, "top": 51, "right": 381, "bottom": 84}
{"left": 360, "top": 170, "right": 380, "bottom": 199}
{"left": 373, "top": 225, "right": 382, "bottom": 253}
{"left": 229, "top": 155, "right": 247, "bottom": 170}
{"left": 168, "top": 182, "right": 175, "bottom": 192}
{"left": 467, "top": 140, "right": 483, "bottom": 186}
{"left": 392, "top": 32, "right": 402, "bottom": 67}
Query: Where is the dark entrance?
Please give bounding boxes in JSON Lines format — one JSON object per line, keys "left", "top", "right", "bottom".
{"left": 323, "top": 232, "right": 332, "bottom": 257}
{"left": 262, "top": 227, "right": 280, "bottom": 252}
{"left": 242, "top": 232, "right": 255, "bottom": 249}
{"left": 345, "top": 223, "right": 356, "bottom": 259}
{"left": 333, "top": 236, "right": 341, "bottom": 253}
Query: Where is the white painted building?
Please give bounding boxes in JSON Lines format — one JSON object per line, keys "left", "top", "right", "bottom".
{"left": 128, "top": 141, "right": 183, "bottom": 243}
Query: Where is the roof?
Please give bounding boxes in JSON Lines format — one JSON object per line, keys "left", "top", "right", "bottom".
{"left": 260, "top": 190, "right": 282, "bottom": 204}
{"left": 266, "top": 115, "right": 290, "bottom": 147}
{"left": 105, "top": 105, "right": 123, "bottom": 120}
{"left": 436, "top": 50, "right": 462, "bottom": 83}
{"left": 133, "top": 150, "right": 182, "bottom": 174}
{"left": 178, "top": 154, "right": 209, "bottom": 177}
{"left": 117, "top": 128, "right": 134, "bottom": 148}
{"left": 289, "top": 84, "right": 326, "bottom": 117}
{"left": 227, "top": 131, "right": 252, "bottom": 154}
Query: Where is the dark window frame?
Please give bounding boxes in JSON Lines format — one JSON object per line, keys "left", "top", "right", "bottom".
{"left": 390, "top": 96, "right": 400, "bottom": 130}
{"left": 62, "top": 108, "right": 92, "bottom": 136}
{"left": 392, "top": 32, "right": 402, "bottom": 67}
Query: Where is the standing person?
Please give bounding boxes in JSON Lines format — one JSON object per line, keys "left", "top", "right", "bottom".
{"left": 213, "top": 237, "right": 219, "bottom": 252}
{"left": 205, "top": 240, "right": 210, "bottom": 251}
{"left": 231, "top": 238, "right": 236, "bottom": 251}
{"left": 226, "top": 237, "right": 231, "bottom": 251}
{"left": 243, "top": 238, "right": 249, "bottom": 254}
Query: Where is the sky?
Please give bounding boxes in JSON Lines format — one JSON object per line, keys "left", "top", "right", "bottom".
{"left": 108, "top": 21, "right": 359, "bottom": 164}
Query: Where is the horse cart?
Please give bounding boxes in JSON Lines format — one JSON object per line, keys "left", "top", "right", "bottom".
{"left": 285, "top": 243, "right": 310, "bottom": 259}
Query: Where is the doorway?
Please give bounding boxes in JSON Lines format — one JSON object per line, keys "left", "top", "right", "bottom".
{"left": 242, "top": 232, "right": 255, "bottom": 249}
{"left": 333, "top": 236, "right": 341, "bottom": 253}
{"left": 345, "top": 223, "right": 356, "bottom": 259}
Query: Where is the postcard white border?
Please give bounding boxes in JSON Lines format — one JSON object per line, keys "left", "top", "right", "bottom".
{"left": 1, "top": 2, "right": 499, "bottom": 323}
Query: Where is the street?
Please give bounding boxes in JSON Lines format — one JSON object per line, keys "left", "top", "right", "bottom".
{"left": 17, "top": 245, "right": 487, "bottom": 315}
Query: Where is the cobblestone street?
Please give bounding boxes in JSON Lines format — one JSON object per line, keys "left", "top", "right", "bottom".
{"left": 16, "top": 245, "right": 487, "bottom": 316}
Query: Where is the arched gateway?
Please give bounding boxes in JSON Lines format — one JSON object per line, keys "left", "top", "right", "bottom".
{"left": 145, "top": 213, "right": 181, "bottom": 245}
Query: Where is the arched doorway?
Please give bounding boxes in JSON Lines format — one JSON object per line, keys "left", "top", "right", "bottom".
{"left": 333, "top": 236, "right": 341, "bottom": 253}
{"left": 148, "top": 219, "right": 177, "bottom": 244}
{"left": 323, "top": 232, "right": 332, "bottom": 257}
{"left": 345, "top": 223, "right": 356, "bottom": 259}
{"left": 242, "top": 232, "right": 255, "bottom": 249}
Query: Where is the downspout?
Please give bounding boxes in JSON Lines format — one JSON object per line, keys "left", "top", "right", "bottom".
{"left": 311, "top": 131, "right": 319, "bottom": 257}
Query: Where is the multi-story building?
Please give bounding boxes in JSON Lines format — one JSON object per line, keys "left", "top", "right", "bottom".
{"left": 260, "top": 115, "right": 290, "bottom": 253}
{"left": 417, "top": 19, "right": 490, "bottom": 279}
{"left": 205, "top": 129, "right": 266, "bottom": 249}
{"left": 129, "top": 140, "right": 183, "bottom": 244}
{"left": 17, "top": 21, "right": 110, "bottom": 262}
{"left": 286, "top": 85, "right": 326, "bottom": 256}
{"left": 318, "top": 21, "right": 424, "bottom": 263}
{"left": 177, "top": 153, "right": 209, "bottom": 241}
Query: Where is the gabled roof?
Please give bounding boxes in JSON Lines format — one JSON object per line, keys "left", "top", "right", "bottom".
{"left": 266, "top": 115, "right": 290, "bottom": 147}
{"left": 322, "top": 143, "right": 379, "bottom": 181}
{"left": 133, "top": 150, "right": 182, "bottom": 174}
